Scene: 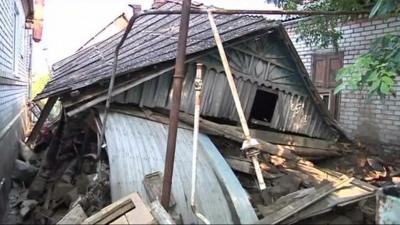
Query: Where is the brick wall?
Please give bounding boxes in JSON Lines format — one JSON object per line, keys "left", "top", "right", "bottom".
{"left": 285, "top": 16, "right": 400, "bottom": 152}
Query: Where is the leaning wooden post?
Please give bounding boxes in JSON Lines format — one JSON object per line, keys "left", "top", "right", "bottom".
{"left": 207, "top": 11, "right": 266, "bottom": 190}
{"left": 26, "top": 96, "right": 57, "bottom": 147}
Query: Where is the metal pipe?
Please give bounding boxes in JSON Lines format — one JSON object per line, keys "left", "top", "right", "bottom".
{"left": 190, "top": 63, "right": 210, "bottom": 224}
{"left": 95, "top": 6, "right": 141, "bottom": 179}
{"left": 207, "top": 10, "right": 266, "bottom": 190}
{"left": 114, "top": 9, "right": 367, "bottom": 17}
{"left": 77, "top": 13, "right": 128, "bottom": 52}
{"left": 161, "top": 0, "right": 192, "bottom": 209}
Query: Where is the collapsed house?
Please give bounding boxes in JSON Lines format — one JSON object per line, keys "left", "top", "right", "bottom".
{"left": 18, "top": 0, "right": 399, "bottom": 224}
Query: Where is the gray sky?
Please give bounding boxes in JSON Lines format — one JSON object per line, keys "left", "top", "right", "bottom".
{"left": 32, "top": 0, "right": 277, "bottom": 75}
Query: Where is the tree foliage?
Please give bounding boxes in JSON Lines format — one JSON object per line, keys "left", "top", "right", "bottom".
{"left": 32, "top": 73, "right": 50, "bottom": 99}
{"left": 267, "top": 0, "right": 400, "bottom": 97}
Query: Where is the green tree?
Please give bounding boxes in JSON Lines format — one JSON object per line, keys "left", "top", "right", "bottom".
{"left": 267, "top": 0, "right": 400, "bottom": 98}
{"left": 32, "top": 73, "right": 50, "bottom": 100}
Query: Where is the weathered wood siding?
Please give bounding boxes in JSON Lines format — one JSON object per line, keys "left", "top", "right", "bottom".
{"left": 0, "top": 0, "right": 31, "bottom": 221}
{"left": 112, "top": 32, "right": 339, "bottom": 140}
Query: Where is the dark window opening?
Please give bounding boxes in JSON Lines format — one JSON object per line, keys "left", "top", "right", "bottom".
{"left": 321, "top": 94, "right": 330, "bottom": 110}
{"left": 250, "top": 90, "right": 278, "bottom": 124}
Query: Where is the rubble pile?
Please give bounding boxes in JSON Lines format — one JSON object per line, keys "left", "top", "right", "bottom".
{"left": 211, "top": 135, "right": 400, "bottom": 224}
{"left": 5, "top": 113, "right": 111, "bottom": 224}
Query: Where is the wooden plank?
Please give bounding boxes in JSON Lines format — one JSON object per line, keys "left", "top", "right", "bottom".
{"left": 124, "top": 193, "right": 155, "bottom": 225}
{"left": 282, "top": 186, "right": 375, "bottom": 224}
{"left": 177, "top": 112, "right": 303, "bottom": 162}
{"left": 106, "top": 105, "right": 311, "bottom": 164}
{"left": 63, "top": 66, "right": 175, "bottom": 109}
{"left": 256, "top": 177, "right": 353, "bottom": 225}
{"left": 26, "top": 97, "right": 57, "bottom": 146}
{"left": 230, "top": 46, "right": 295, "bottom": 72}
{"left": 96, "top": 201, "right": 134, "bottom": 225}
{"left": 82, "top": 194, "right": 135, "bottom": 224}
{"left": 226, "top": 157, "right": 282, "bottom": 179}
{"left": 66, "top": 67, "right": 173, "bottom": 117}
{"left": 249, "top": 128, "right": 341, "bottom": 151}
{"left": 257, "top": 188, "right": 316, "bottom": 216}
{"left": 57, "top": 204, "right": 87, "bottom": 224}
{"left": 280, "top": 145, "right": 341, "bottom": 157}
{"left": 109, "top": 215, "right": 129, "bottom": 225}
{"left": 143, "top": 171, "right": 176, "bottom": 208}
{"left": 150, "top": 200, "right": 176, "bottom": 224}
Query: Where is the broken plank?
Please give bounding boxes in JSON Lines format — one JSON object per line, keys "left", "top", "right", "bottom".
{"left": 226, "top": 157, "right": 282, "bottom": 179}
{"left": 26, "top": 96, "right": 57, "bottom": 146}
{"left": 282, "top": 185, "right": 375, "bottom": 224}
{"left": 177, "top": 112, "right": 303, "bottom": 161}
{"left": 256, "top": 177, "right": 353, "bottom": 225}
{"left": 66, "top": 67, "right": 173, "bottom": 117}
{"left": 124, "top": 193, "right": 155, "bottom": 225}
{"left": 143, "top": 171, "right": 176, "bottom": 208}
{"left": 257, "top": 187, "right": 317, "bottom": 216}
{"left": 82, "top": 194, "right": 136, "bottom": 224}
{"left": 108, "top": 105, "right": 304, "bottom": 162}
{"left": 57, "top": 204, "right": 87, "bottom": 224}
{"left": 249, "top": 128, "right": 341, "bottom": 151}
{"left": 63, "top": 66, "right": 174, "bottom": 109}
{"left": 109, "top": 215, "right": 129, "bottom": 225}
{"left": 281, "top": 145, "right": 341, "bottom": 157}
{"left": 150, "top": 201, "right": 176, "bottom": 224}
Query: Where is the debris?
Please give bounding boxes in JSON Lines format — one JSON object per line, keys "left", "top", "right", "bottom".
{"left": 329, "top": 215, "right": 353, "bottom": 225}
{"left": 19, "top": 140, "right": 34, "bottom": 162}
{"left": 20, "top": 200, "right": 38, "bottom": 218}
{"left": 12, "top": 159, "right": 38, "bottom": 186}
{"left": 52, "top": 182, "right": 75, "bottom": 202}
{"left": 376, "top": 185, "right": 400, "bottom": 224}
{"left": 150, "top": 200, "right": 176, "bottom": 224}
{"left": 143, "top": 171, "right": 176, "bottom": 208}
{"left": 82, "top": 192, "right": 154, "bottom": 225}
{"left": 27, "top": 173, "right": 47, "bottom": 200}
{"left": 226, "top": 157, "right": 283, "bottom": 179}
{"left": 57, "top": 204, "right": 87, "bottom": 224}
{"left": 257, "top": 176, "right": 353, "bottom": 224}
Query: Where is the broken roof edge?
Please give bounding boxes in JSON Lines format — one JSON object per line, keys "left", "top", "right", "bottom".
{"left": 34, "top": 25, "right": 279, "bottom": 101}
{"left": 275, "top": 25, "right": 352, "bottom": 143}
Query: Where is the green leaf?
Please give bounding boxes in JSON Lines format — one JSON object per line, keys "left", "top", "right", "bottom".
{"left": 334, "top": 82, "right": 347, "bottom": 94}
{"left": 367, "top": 71, "right": 378, "bottom": 82}
{"left": 380, "top": 82, "right": 391, "bottom": 95}
{"left": 369, "top": 80, "right": 381, "bottom": 94}
{"left": 382, "top": 76, "right": 395, "bottom": 87}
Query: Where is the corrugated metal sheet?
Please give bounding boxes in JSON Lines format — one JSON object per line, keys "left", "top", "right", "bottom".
{"left": 103, "top": 112, "right": 257, "bottom": 224}
{"left": 37, "top": 1, "right": 275, "bottom": 99}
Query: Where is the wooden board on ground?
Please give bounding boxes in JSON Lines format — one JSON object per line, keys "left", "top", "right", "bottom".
{"left": 282, "top": 184, "right": 375, "bottom": 224}
{"left": 256, "top": 177, "right": 353, "bottom": 225}
{"left": 82, "top": 192, "right": 154, "bottom": 225}
{"left": 143, "top": 171, "right": 176, "bottom": 208}
{"left": 57, "top": 204, "right": 87, "bottom": 224}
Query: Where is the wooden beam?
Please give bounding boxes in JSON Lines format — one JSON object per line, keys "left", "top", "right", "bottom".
{"left": 63, "top": 66, "right": 175, "bottom": 109}
{"left": 150, "top": 201, "right": 176, "bottom": 224}
{"left": 26, "top": 97, "right": 57, "bottom": 146}
{"left": 256, "top": 176, "right": 353, "bottom": 224}
{"left": 280, "top": 145, "right": 341, "bottom": 157}
{"left": 229, "top": 46, "right": 295, "bottom": 72}
{"left": 107, "top": 106, "right": 313, "bottom": 164}
{"left": 249, "top": 128, "right": 340, "bottom": 151}
{"left": 66, "top": 67, "right": 173, "bottom": 117}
